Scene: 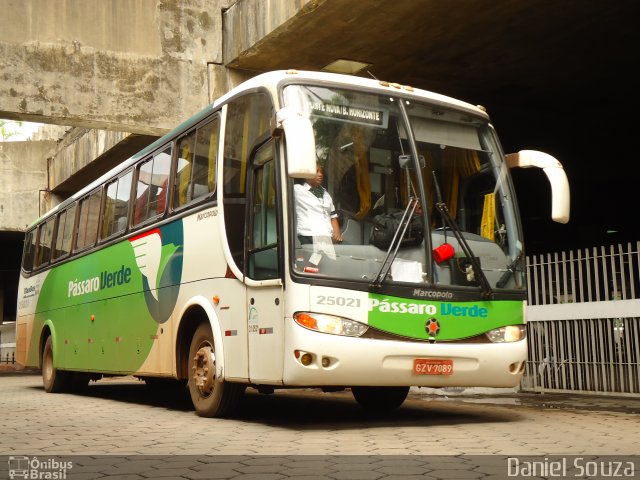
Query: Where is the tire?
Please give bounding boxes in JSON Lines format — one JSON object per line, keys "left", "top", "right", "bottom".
{"left": 351, "top": 386, "right": 409, "bottom": 412}
{"left": 187, "top": 322, "right": 245, "bottom": 417}
{"left": 42, "top": 336, "right": 70, "bottom": 393}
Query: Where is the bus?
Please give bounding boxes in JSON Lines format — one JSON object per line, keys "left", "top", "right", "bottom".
{"left": 16, "top": 70, "right": 570, "bottom": 417}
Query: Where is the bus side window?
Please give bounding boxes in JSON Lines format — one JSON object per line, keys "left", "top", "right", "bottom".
{"left": 192, "top": 119, "right": 218, "bottom": 198}
{"left": 175, "top": 132, "right": 195, "bottom": 208}
{"left": 101, "top": 170, "right": 133, "bottom": 239}
{"left": 22, "top": 229, "right": 37, "bottom": 272}
{"left": 133, "top": 148, "right": 171, "bottom": 226}
{"left": 102, "top": 179, "right": 119, "bottom": 239}
{"left": 174, "top": 117, "right": 219, "bottom": 209}
{"left": 34, "top": 217, "right": 55, "bottom": 268}
{"left": 53, "top": 204, "right": 77, "bottom": 260}
{"left": 75, "top": 189, "right": 102, "bottom": 251}
{"left": 152, "top": 148, "right": 171, "bottom": 216}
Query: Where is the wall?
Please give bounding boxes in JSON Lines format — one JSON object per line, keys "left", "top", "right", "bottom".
{"left": 0, "top": 0, "right": 225, "bottom": 135}
{"left": 0, "top": 141, "right": 53, "bottom": 230}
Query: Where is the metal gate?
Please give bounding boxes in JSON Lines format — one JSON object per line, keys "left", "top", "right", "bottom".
{"left": 523, "top": 242, "right": 640, "bottom": 395}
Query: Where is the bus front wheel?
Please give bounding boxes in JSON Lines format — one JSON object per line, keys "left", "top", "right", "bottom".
{"left": 351, "top": 386, "right": 409, "bottom": 412}
{"left": 42, "top": 336, "right": 70, "bottom": 393}
{"left": 187, "top": 323, "right": 245, "bottom": 417}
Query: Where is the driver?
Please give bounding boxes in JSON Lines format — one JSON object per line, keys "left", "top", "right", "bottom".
{"left": 294, "top": 165, "right": 343, "bottom": 244}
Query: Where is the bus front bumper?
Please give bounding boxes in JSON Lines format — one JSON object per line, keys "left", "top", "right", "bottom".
{"left": 283, "top": 321, "right": 527, "bottom": 388}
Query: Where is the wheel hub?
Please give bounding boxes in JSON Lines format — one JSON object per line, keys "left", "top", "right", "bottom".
{"left": 192, "top": 345, "right": 215, "bottom": 395}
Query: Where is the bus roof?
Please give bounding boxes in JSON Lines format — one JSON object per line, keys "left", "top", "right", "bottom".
{"left": 30, "top": 70, "right": 489, "bottom": 228}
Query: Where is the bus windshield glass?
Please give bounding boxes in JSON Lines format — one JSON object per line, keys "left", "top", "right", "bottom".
{"left": 283, "top": 84, "right": 524, "bottom": 290}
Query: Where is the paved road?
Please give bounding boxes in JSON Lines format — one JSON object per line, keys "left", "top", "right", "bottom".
{"left": 0, "top": 373, "right": 638, "bottom": 479}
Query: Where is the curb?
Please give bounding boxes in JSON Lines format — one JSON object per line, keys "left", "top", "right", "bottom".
{"left": 0, "top": 364, "right": 39, "bottom": 374}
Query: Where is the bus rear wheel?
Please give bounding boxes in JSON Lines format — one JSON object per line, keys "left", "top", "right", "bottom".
{"left": 42, "top": 336, "right": 70, "bottom": 393}
{"left": 187, "top": 322, "right": 245, "bottom": 417}
{"left": 351, "top": 386, "right": 409, "bottom": 412}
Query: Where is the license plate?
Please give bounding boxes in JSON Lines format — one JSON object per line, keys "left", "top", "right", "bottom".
{"left": 413, "top": 358, "right": 453, "bottom": 375}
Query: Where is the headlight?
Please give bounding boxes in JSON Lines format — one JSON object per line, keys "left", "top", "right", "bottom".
{"left": 486, "top": 325, "right": 526, "bottom": 343}
{"left": 293, "top": 312, "right": 368, "bottom": 337}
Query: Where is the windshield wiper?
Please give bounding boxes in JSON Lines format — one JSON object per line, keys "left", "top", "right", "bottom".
{"left": 496, "top": 251, "right": 523, "bottom": 289}
{"left": 434, "top": 200, "right": 493, "bottom": 298}
{"left": 370, "top": 197, "right": 419, "bottom": 288}
{"left": 431, "top": 172, "right": 493, "bottom": 298}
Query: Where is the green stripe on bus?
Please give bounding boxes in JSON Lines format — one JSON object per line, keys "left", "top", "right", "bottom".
{"left": 367, "top": 292, "right": 522, "bottom": 340}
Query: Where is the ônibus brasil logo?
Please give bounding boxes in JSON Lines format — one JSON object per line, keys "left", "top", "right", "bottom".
{"left": 8, "top": 456, "right": 72, "bottom": 479}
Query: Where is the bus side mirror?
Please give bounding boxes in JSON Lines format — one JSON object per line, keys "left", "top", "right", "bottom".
{"left": 505, "top": 150, "right": 570, "bottom": 224}
{"left": 273, "top": 107, "right": 317, "bottom": 179}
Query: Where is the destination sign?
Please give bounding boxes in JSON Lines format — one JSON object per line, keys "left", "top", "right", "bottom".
{"left": 310, "top": 102, "right": 388, "bottom": 128}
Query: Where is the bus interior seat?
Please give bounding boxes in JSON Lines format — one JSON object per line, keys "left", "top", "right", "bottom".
{"left": 341, "top": 218, "right": 363, "bottom": 245}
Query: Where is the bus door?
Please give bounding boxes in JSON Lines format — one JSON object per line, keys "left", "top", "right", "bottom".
{"left": 245, "top": 139, "right": 284, "bottom": 383}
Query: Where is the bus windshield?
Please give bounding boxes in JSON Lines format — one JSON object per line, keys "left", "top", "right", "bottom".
{"left": 284, "top": 84, "right": 524, "bottom": 290}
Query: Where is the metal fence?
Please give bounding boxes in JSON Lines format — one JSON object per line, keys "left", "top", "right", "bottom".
{"left": 1, "top": 351, "right": 16, "bottom": 365}
{"left": 522, "top": 242, "right": 640, "bottom": 395}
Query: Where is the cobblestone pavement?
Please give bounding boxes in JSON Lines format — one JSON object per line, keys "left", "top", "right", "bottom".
{"left": 0, "top": 373, "right": 638, "bottom": 479}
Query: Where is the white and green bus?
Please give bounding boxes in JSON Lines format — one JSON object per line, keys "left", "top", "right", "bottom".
{"left": 16, "top": 70, "right": 569, "bottom": 416}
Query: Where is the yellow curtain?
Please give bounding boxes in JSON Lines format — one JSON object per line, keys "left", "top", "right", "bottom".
{"left": 179, "top": 143, "right": 192, "bottom": 205}
{"left": 400, "top": 151, "right": 435, "bottom": 218}
{"left": 441, "top": 149, "right": 480, "bottom": 218}
{"left": 102, "top": 198, "right": 115, "bottom": 238}
{"left": 208, "top": 128, "right": 218, "bottom": 192}
{"left": 352, "top": 127, "right": 371, "bottom": 219}
{"left": 399, "top": 149, "right": 480, "bottom": 227}
{"left": 239, "top": 112, "right": 250, "bottom": 194}
{"left": 481, "top": 193, "right": 496, "bottom": 241}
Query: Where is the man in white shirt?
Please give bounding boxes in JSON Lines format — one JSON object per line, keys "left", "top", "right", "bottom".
{"left": 294, "top": 166, "right": 343, "bottom": 244}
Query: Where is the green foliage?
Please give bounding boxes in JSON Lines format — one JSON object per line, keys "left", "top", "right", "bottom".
{"left": 0, "top": 120, "right": 24, "bottom": 140}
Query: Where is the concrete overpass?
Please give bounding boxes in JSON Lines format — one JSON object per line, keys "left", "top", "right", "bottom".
{"left": 3, "top": 1, "right": 634, "bottom": 134}
{"left": 0, "top": 0, "right": 637, "bottom": 323}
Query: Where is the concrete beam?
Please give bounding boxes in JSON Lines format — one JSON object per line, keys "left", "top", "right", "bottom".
{"left": 0, "top": 0, "right": 227, "bottom": 135}
{"left": 223, "top": 0, "right": 315, "bottom": 71}
{"left": 48, "top": 128, "right": 158, "bottom": 195}
{"left": 0, "top": 141, "right": 53, "bottom": 231}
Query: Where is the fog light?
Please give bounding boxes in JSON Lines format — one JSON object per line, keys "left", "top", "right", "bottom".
{"left": 321, "top": 357, "right": 330, "bottom": 368}
{"left": 300, "top": 353, "right": 313, "bottom": 366}
{"left": 509, "top": 361, "right": 525, "bottom": 374}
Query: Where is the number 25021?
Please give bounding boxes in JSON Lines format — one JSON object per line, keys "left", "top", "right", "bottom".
{"left": 316, "top": 296, "right": 360, "bottom": 307}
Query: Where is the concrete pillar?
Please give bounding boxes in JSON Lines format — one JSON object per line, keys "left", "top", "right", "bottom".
{"left": 0, "top": 141, "right": 53, "bottom": 231}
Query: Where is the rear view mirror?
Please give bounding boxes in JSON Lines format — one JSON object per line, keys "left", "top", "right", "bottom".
{"left": 274, "top": 107, "right": 316, "bottom": 179}
{"left": 506, "top": 150, "right": 570, "bottom": 224}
